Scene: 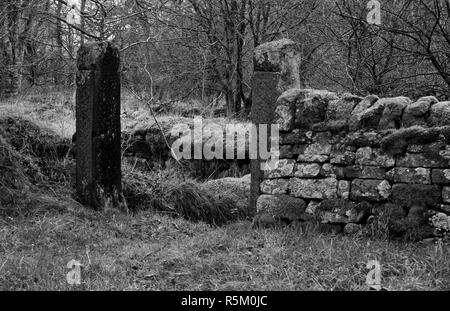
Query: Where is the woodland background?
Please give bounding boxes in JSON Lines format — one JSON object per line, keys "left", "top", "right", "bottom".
{"left": 1, "top": 0, "right": 450, "bottom": 116}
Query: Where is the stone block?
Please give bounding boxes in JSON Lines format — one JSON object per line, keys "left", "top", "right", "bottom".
{"left": 350, "top": 179, "right": 391, "bottom": 202}
{"left": 330, "top": 150, "right": 356, "bottom": 166}
{"left": 294, "top": 90, "right": 338, "bottom": 129}
{"left": 360, "top": 100, "right": 385, "bottom": 129}
{"left": 430, "top": 213, "right": 450, "bottom": 232}
{"left": 349, "top": 95, "right": 379, "bottom": 131}
{"left": 290, "top": 178, "right": 338, "bottom": 199}
{"left": 378, "top": 97, "right": 411, "bottom": 130}
{"left": 346, "top": 166, "right": 386, "bottom": 179}
{"left": 442, "top": 187, "right": 450, "bottom": 204}
{"left": 295, "top": 163, "right": 322, "bottom": 178}
{"left": 356, "top": 147, "right": 395, "bottom": 167}
{"left": 397, "top": 153, "right": 448, "bottom": 168}
{"left": 264, "top": 159, "right": 295, "bottom": 179}
{"left": 260, "top": 179, "right": 290, "bottom": 195}
{"left": 386, "top": 167, "right": 431, "bottom": 184}
{"left": 391, "top": 184, "right": 441, "bottom": 208}
{"left": 280, "top": 130, "right": 308, "bottom": 145}
{"left": 306, "top": 200, "right": 321, "bottom": 216}
{"left": 274, "top": 103, "right": 295, "bottom": 132}
{"left": 280, "top": 145, "right": 306, "bottom": 159}
{"left": 431, "top": 169, "right": 450, "bottom": 185}
{"left": 298, "top": 141, "right": 332, "bottom": 163}
{"left": 326, "top": 94, "right": 362, "bottom": 121}
{"left": 402, "top": 96, "right": 437, "bottom": 128}
{"left": 430, "top": 101, "right": 450, "bottom": 127}
{"left": 255, "top": 194, "right": 307, "bottom": 227}
{"left": 345, "top": 132, "right": 382, "bottom": 148}
{"left": 321, "top": 164, "right": 346, "bottom": 179}
{"left": 318, "top": 199, "right": 371, "bottom": 224}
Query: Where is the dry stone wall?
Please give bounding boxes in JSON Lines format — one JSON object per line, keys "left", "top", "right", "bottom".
{"left": 252, "top": 40, "right": 450, "bottom": 241}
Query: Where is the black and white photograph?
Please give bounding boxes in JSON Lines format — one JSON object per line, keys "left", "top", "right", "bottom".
{"left": 0, "top": 0, "right": 449, "bottom": 296}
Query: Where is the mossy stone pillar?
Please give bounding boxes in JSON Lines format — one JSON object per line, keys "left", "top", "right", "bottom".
{"left": 250, "top": 39, "right": 301, "bottom": 216}
{"left": 75, "top": 41, "right": 126, "bottom": 211}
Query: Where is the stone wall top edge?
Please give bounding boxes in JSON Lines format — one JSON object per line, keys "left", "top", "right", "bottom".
{"left": 273, "top": 87, "right": 447, "bottom": 134}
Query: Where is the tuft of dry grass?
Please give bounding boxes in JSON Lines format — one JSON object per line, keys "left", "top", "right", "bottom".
{"left": 166, "top": 182, "right": 239, "bottom": 225}
{"left": 122, "top": 162, "right": 248, "bottom": 225}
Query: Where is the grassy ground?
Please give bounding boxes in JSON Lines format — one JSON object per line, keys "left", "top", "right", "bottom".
{"left": 1, "top": 199, "right": 449, "bottom": 291}
{"left": 1, "top": 91, "right": 450, "bottom": 291}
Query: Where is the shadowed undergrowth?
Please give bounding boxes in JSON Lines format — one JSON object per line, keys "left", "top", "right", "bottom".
{"left": 0, "top": 114, "right": 246, "bottom": 225}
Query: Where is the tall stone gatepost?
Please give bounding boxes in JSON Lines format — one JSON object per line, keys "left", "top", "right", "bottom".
{"left": 75, "top": 41, "right": 126, "bottom": 211}
{"left": 249, "top": 39, "right": 301, "bottom": 216}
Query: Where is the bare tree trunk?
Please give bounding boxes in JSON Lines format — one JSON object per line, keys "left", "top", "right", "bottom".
{"left": 235, "top": 0, "right": 249, "bottom": 116}
{"left": 80, "top": 0, "right": 87, "bottom": 45}
{"left": 225, "top": 86, "right": 236, "bottom": 117}
{"left": 55, "top": 0, "right": 64, "bottom": 85}
{"left": 4, "top": 1, "right": 22, "bottom": 97}
{"left": 3, "top": 0, "right": 35, "bottom": 97}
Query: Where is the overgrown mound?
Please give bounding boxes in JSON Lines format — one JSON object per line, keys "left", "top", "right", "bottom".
{"left": 0, "top": 116, "right": 73, "bottom": 209}
{"left": 0, "top": 117, "right": 71, "bottom": 159}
